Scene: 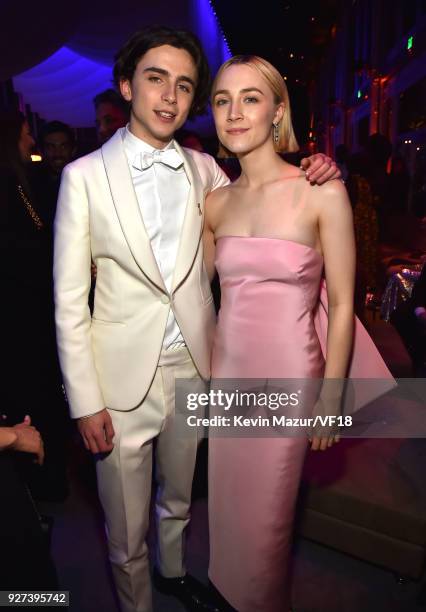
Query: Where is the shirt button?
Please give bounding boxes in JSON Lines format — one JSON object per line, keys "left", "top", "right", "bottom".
{"left": 161, "top": 295, "right": 170, "bottom": 304}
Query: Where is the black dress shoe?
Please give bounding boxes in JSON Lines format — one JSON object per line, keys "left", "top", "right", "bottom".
{"left": 153, "top": 568, "right": 224, "bottom": 612}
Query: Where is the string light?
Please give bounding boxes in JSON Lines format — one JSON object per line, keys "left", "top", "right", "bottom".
{"left": 209, "top": 0, "right": 232, "bottom": 56}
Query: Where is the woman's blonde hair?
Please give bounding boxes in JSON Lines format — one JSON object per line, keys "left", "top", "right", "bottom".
{"left": 212, "top": 55, "right": 299, "bottom": 158}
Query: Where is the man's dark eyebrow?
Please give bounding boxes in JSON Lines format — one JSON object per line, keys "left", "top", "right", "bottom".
{"left": 143, "top": 66, "right": 195, "bottom": 88}
{"left": 213, "top": 87, "right": 265, "bottom": 97}
{"left": 143, "top": 66, "right": 168, "bottom": 77}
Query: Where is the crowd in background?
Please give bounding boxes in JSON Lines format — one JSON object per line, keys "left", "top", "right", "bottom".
{"left": 336, "top": 135, "right": 426, "bottom": 374}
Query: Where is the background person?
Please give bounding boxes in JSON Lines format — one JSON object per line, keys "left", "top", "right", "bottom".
{"left": 0, "top": 110, "right": 69, "bottom": 502}
{"left": 93, "top": 88, "right": 129, "bottom": 144}
{"left": 30, "top": 120, "right": 76, "bottom": 225}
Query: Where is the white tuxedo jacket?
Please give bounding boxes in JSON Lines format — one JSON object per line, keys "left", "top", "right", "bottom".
{"left": 53, "top": 129, "right": 229, "bottom": 419}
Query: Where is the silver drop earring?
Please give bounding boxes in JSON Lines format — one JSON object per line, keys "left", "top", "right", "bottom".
{"left": 273, "top": 123, "right": 279, "bottom": 144}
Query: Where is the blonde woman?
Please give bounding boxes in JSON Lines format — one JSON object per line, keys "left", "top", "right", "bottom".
{"left": 203, "top": 56, "right": 355, "bottom": 611}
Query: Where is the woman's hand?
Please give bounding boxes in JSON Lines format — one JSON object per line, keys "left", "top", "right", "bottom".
{"left": 309, "top": 389, "right": 342, "bottom": 451}
{"left": 10, "top": 415, "right": 45, "bottom": 464}
{"left": 0, "top": 427, "right": 18, "bottom": 451}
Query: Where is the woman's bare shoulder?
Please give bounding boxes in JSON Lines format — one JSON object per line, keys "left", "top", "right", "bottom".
{"left": 313, "top": 178, "right": 348, "bottom": 198}
{"left": 308, "top": 178, "right": 350, "bottom": 213}
{"left": 205, "top": 182, "right": 235, "bottom": 209}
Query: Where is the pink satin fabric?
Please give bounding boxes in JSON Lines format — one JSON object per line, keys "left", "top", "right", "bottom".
{"left": 208, "top": 236, "right": 394, "bottom": 611}
{"left": 211, "top": 237, "right": 325, "bottom": 380}
{"left": 313, "top": 279, "right": 395, "bottom": 411}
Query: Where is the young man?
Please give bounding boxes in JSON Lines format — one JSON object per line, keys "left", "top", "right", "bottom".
{"left": 54, "top": 26, "right": 340, "bottom": 612}
{"left": 93, "top": 88, "right": 130, "bottom": 144}
{"left": 31, "top": 121, "right": 76, "bottom": 223}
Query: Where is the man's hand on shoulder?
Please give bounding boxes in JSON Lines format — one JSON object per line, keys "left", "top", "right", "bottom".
{"left": 300, "top": 153, "right": 341, "bottom": 185}
{"left": 77, "top": 408, "right": 115, "bottom": 454}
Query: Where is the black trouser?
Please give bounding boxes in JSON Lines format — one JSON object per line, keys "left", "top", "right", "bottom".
{"left": 4, "top": 297, "right": 71, "bottom": 500}
{"left": 0, "top": 452, "right": 58, "bottom": 590}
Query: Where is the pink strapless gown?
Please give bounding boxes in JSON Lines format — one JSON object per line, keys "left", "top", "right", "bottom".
{"left": 209, "top": 236, "right": 325, "bottom": 612}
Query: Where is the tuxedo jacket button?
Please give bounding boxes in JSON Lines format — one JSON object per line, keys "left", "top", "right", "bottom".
{"left": 161, "top": 295, "right": 170, "bottom": 304}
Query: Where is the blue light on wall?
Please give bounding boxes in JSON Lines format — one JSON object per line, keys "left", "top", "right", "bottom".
{"left": 190, "top": 0, "right": 232, "bottom": 73}
{"left": 13, "top": 47, "right": 114, "bottom": 127}
{"left": 184, "top": 0, "right": 232, "bottom": 135}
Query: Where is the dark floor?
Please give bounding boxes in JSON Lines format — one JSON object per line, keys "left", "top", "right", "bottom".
{"left": 39, "top": 317, "right": 426, "bottom": 612}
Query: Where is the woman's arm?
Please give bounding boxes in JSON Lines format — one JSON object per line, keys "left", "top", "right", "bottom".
{"left": 311, "top": 181, "right": 355, "bottom": 450}
{"left": 318, "top": 180, "right": 356, "bottom": 379}
{"left": 203, "top": 187, "right": 227, "bottom": 282}
{"left": 202, "top": 195, "right": 216, "bottom": 283}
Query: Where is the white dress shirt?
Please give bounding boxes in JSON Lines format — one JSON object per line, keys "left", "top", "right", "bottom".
{"left": 123, "top": 126, "right": 189, "bottom": 348}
